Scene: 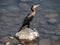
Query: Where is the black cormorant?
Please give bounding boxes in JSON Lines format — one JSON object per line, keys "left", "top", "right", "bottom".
{"left": 15, "top": 4, "right": 40, "bottom": 45}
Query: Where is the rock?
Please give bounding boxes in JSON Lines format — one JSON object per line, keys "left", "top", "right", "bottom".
{"left": 55, "top": 43, "right": 60, "bottom": 45}
{"left": 48, "top": 18, "right": 58, "bottom": 24}
{"left": 45, "top": 13, "right": 58, "bottom": 18}
{"left": 17, "top": 44, "right": 21, "bottom": 45}
{"left": 0, "top": 43, "right": 4, "bottom": 45}
{"left": 0, "top": 36, "right": 13, "bottom": 43}
{"left": 54, "top": 40, "right": 60, "bottom": 45}
{"left": 39, "top": 39, "right": 52, "bottom": 45}
{"left": 6, "top": 42, "right": 11, "bottom": 45}
{"left": 52, "top": 36, "right": 59, "bottom": 40}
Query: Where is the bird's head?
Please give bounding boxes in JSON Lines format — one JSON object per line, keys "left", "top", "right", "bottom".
{"left": 32, "top": 4, "right": 40, "bottom": 9}
{"left": 31, "top": 4, "right": 40, "bottom": 11}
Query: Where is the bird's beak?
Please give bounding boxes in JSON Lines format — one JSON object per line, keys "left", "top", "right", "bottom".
{"left": 34, "top": 4, "right": 40, "bottom": 9}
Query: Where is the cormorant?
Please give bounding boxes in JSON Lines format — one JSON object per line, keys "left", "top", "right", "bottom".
{"left": 15, "top": 4, "right": 40, "bottom": 45}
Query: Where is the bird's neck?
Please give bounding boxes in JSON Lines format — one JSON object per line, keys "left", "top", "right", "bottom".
{"left": 31, "top": 9, "right": 36, "bottom": 16}
{"left": 31, "top": 11, "right": 36, "bottom": 16}
{"left": 31, "top": 8, "right": 36, "bottom": 12}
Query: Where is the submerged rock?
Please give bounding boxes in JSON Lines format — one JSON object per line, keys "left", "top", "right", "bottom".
{"left": 39, "top": 39, "right": 52, "bottom": 45}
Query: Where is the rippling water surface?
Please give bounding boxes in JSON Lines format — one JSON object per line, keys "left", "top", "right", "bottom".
{"left": 0, "top": 0, "right": 60, "bottom": 45}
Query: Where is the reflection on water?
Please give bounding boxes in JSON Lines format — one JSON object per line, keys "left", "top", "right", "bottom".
{"left": 0, "top": 0, "right": 60, "bottom": 45}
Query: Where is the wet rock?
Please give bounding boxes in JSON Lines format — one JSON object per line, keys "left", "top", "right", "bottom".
{"left": 48, "top": 18, "right": 58, "bottom": 24}
{"left": 17, "top": 44, "right": 22, "bottom": 45}
{"left": 0, "top": 36, "right": 19, "bottom": 45}
{"left": 0, "top": 36, "right": 13, "bottom": 43}
{"left": 27, "top": 42, "right": 37, "bottom": 45}
{"left": 5, "top": 42, "right": 11, "bottom": 45}
{"left": 45, "top": 13, "right": 58, "bottom": 18}
{"left": 0, "top": 43, "right": 4, "bottom": 45}
{"left": 54, "top": 40, "right": 60, "bottom": 45}
{"left": 55, "top": 43, "right": 60, "bottom": 45}
{"left": 51, "top": 36, "right": 59, "bottom": 40}
{"left": 0, "top": 31, "right": 7, "bottom": 37}
{"left": 39, "top": 39, "right": 52, "bottom": 45}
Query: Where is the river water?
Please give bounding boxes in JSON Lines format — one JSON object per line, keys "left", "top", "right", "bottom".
{"left": 0, "top": 0, "right": 60, "bottom": 45}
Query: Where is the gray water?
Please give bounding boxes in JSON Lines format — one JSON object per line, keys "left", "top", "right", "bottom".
{"left": 0, "top": 0, "right": 60, "bottom": 45}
